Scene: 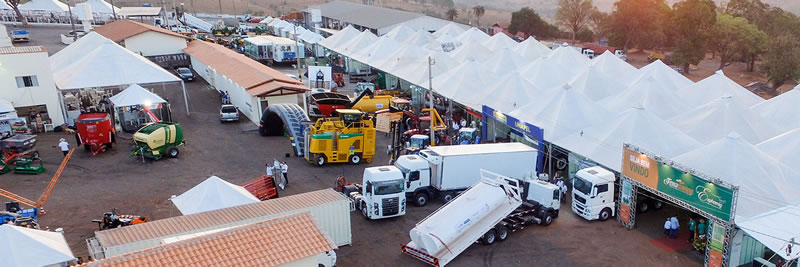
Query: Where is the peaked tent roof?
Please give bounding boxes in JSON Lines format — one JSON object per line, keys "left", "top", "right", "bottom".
{"left": 751, "top": 85, "right": 800, "bottom": 132}
{"left": 669, "top": 95, "right": 782, "bottom": 144}
{"left": 482, "top": 32, "right": 518, "bottom": 51}
{"left": 0, "top": 24, "right": 10, "bottom": 46}
{"left": 0, "top": 1, "right": 10, "bottom": 9}
{"left": 673, "top": 132, "right": 800, "bottom": 219}
{"left": 334, "top": 30, "right": 378, "bottom": 55}
{"left": 449, "top": 41, "right": 492, "bottom": 62}
{"left": 0, "top": 224, "right": 75, "bottom": 267}
{"left": 109, "top": 84, "right": 167, "bottom": 107}
{"left": 51, "top": 32, "right": 180, "bottom": 90}
{"left": 389, "top": 50, "right": 456, "bottom": 88}
{"left": 756, "top": 128, "right": 800, "bottom": 170}
{"left": 433, "top": 22, "right": 466, "bottom": 38}
{"left": 455, "top": 27, "right": 490, "bottom": 45}
{"left": 554, "top": 106, "right": 702, "bottom": 172}
{"left": 677, "top": 70, "right": 763, "bottom": 107}
{"left": 461, "top": 71, "right": 541, "bottom": 112}
{"left": 0, "top": 98, "right": 15, "bottom": 114}
{"left": 406, "top": 30, "right": 437, "bottom": 48}
{"left": 569, "top": 63, "right": 630, "bottom": 101}
{"left": 630, "top": 59, "right": 693, "bottom": 90}
{"left": 86, "top": 0, "right": 120, "bottom": 14}
{"left": 383, "top": 24, "right": 415, "bottom": 41}
{"left": 351, "top": 36, "right": 401, "bottom": 66}
{"left": 431, "top": 60, "right": 495, "bottom": 100}
{"left": 602, "top": 76, "right": 690, "bottom": 119}
{"left": 171, "top": 176, "right": 260, "bottom": 215}
{"left": 372, "top": 42, "right": 427, "bottom": 73}
{"left": 19, "top": 0, "right": 69, "bottom": 11}
{"left": 736, "top": 204, "right": 800, "bottom": 261}
{"left": 515, "top": 36, "right": 551, "bottom": 61}
{"left": 318, "top": 25, "right": 360, "bottom": 51}
{"left": 591, "top": 51, "right": 637, "bottom": 78}
{"left": 522, "top": 47, "right": 588, "bottom": 90}
{"left": 482, "top": 48, "right": 528, "bottom": 73}
{"left": 510, "top": 83, "right": 616, "bottom": 140}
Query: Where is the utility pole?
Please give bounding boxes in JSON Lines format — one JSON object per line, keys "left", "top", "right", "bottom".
{"left": 110, "top": 0, "right": 117, "bottom": 20}
{"left": 428, "top": 56, "right": 435, "bottom": 146}
{"left": 217, "top": 0, "right": 222, "bottom": 14}
{"left": 67, "top": 0, "right": 77, "bottom": 41}
{"left": 294, "top": 24, "right": 302, "bottom": 82}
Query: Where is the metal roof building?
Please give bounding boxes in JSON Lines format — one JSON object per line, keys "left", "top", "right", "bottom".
{"left": 303, "top": 1, "right": 463, "bottom": 35}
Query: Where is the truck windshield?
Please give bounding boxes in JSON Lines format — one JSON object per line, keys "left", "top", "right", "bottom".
{"left": 573, "top": 177, "right": 592, "bottom": 195}
{"left": 374, "top": 180, "right": 404, "bottom": 195}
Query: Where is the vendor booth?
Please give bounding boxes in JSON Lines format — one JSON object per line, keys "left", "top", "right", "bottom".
{"left": 481, "top": 105, "right": 545, "bottom": 174}
{"left": 109, "top": 84, "right": 170, "bottom": 132}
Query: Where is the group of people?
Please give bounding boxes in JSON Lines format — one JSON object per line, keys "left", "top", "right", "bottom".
{"left": 555, "top": 177, "right": 568, "bottom": 203}
{"left": 664, "top": 215, "right": 707, "bottom": 243}
{"left": 266, "top": 160, "right": 289, "bottom": 190}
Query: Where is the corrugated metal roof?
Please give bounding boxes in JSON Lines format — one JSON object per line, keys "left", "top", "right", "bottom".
{"left": 307, "top": 1, "right": 423, "bottom": 30}
{"left": 184, "top": 40, "right": 309, "bottom": 97}
{"left": 92, "top": 19, "right": 189, "bottom": 42}
{"left": 0, "top": 46, "right": 46, "bottom": 55}
{"left": 86, "top": 212, "right": 334, "bottom": 267}
{"left": 94, "top": 189, "right": 347, "bottom": 248}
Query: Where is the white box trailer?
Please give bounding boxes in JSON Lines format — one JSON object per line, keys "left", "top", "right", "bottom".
{"left": 87, "top": 189, "right": 352, "bottom": 259}
{"left": 393, "top": 142, "right": 538, "bottom": 206}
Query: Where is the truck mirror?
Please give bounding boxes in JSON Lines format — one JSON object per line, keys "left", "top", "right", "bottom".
{"left": 365, "top": 182, "right": 372, "bottom": 194}
{"left": 590, "top": 187, "right": 597, "bottom": 198}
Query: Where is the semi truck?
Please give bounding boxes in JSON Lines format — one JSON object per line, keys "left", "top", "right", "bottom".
{"left": 336, "top": 166, "right": 406, "bottom": 220}
{"left": 571, "top": 166, "right": 663, "bottom": 221}
{"left": 392, "top": 142, "right": 538, "bottom": 206}
{"left": 401, "top": 170, "right": 560, "bottom": 266}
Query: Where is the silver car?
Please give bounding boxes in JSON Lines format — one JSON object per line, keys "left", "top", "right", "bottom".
{"left": 220, "top": 105, "right": 239, "bottom": 122}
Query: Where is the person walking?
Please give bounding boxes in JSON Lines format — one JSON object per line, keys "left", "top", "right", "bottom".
{"left": 559, "top": 181, "right": 568, "bottom": 203}
{"left": 664, "top": 218, "right": 671, "bottom": 236}
{"left": 280, "top": 161, "right": 289, "bottom": 185}
{"left": 265, "top": 163, "right": 273, "bottom": 177}
{"left": 670, "top": 216, "right": 680, "bottom": 238}
{"left": 688, "top": 217, "right": 697, "bottom": 243}
{"left": 58, "top": 138, "right": 69, "bottom": 156}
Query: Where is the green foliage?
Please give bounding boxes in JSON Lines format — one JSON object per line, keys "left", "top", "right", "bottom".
{"left": 607, "top": 0, "right": 672, "bottom": 49}
{"left": 762, "top": 35, "right": 800, "bottom": 90}
{"left": 556, "top": 0, "right": 595, "bottom": 41}
{"left": 711, "top": 14, "right": 766, "bottom": 70}
{"left": 509, "top": 7, "right": 560, "bottom": 39}
{"left": 724, "top": 0, "right": 771, "bottom": 30}
{"left": 670, "top": 0, "right": 717, "bottom": 73}
{"left": 576, "top": 28, "right": 594, "bottom": 42}
{"left": 589, "top": 9, "right": 609, "bottom": 38}
{"left": 472, "top": 5, "right": 485, "bottom": 27}
{"left": 445, "top": 8, "right": 458, "bottom": 21}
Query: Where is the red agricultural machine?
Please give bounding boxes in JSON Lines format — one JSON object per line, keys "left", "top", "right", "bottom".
{"left": 75, "top": 113, "right": 116, "bottom": 155}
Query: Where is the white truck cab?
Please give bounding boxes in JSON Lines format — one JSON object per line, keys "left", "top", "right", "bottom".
{"left": 572, "top": 166, "right": 616, "bottom": 221}
{"left": 582, "top": 49, "right": 596, "bottom": 59}
{"left": 357, "top": 166, "right": 406, "bottom": 219}
{"left": 614, "top": 49, "right": 627, "bottom": 61}
{"left": 393, "top": 154, "right": 432, "bottom": 206}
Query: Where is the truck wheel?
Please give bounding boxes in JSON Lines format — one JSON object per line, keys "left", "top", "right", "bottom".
{"left": 541, "top": 212, "right": 554, "bottom": 226}
{"left": 653, "top": 200, "right": 663, "bottom": 210}
{"left": 167, "top": 147, "right": 179, "bottom": 158}
{"left": 413, "top": 192, "right": 428, "bottom": 207}
{"left": 360, "top": 202, "right": 370, "bottom": 219}
{"left": 481, "top": 229, "right": 497, "bottom": 245}
{"left": 349, "top": 154, "right": 361, "bottom": 164}
{"left": 443, "top": 193, "right": 455, "bottom": 203}
{"left": 496, "top": 226, "right": 510, "bottom": 241}
{"left": 315, "top": 155, "right": 326, "bottom": 167}
{"left": 599, "top": 208, "right": 612, "bottom": 221}
{"left": 638, "top": 202, "right": 650, "bottom": 213}
{"left": 84, "top": 144, "right": 91, "bottom": 152}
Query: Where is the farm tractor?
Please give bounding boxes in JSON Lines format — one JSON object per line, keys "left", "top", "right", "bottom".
{"left": 92, "top": 208, "right": 149, "bottom": 230}
{"left": 0, "top": 135, "right": 45, "bottom": 175}
{"left": 304, "top": 109, "right": 376, "bottom": 166}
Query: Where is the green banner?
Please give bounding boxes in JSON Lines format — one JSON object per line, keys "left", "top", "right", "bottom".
{"left": 710, "top": 223, "right": 725, "bottom": 251}
{"left": 657, "top": 163, "right": 734, "bottom": 221}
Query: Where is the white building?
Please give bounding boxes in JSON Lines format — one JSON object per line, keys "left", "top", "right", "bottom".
{"left": 184, "top": 40, "right": 308, "bottom": 125}
{"left": 0, "top": 46, "right": 65, "bottom": 126}
{"left": 93, "top": 19, "right": 190, "bottom": 67}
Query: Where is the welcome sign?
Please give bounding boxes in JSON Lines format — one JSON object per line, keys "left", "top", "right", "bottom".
{"left": 622, "top": 147, "right": 734, "bottom": 221}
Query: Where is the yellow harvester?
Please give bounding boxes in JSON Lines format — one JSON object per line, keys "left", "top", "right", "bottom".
{"left": 304, "top": 109, "right": 376, "bottom": 166}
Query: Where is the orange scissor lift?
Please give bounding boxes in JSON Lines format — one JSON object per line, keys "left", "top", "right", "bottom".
{"left": 0, "top": 148, "right": 74, "bottom": 215}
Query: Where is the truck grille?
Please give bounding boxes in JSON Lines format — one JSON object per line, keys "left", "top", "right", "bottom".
{"left": 574, "top": 194, "right": 586, "bottom": 204}
{"left": 382, "top": 197, "right": 399, "bottom": 216}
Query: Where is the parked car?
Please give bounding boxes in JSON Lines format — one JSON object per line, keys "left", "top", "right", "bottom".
{"left": 219, "top": 105, "right": 239, "bottom": 122}
{"left": 175, "top": 67, "right": 194, "bottom": 81}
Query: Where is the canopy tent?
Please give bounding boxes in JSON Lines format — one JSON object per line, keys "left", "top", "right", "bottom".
{"left": 448, "top": 41, "right": 492, "bottom": 62}
{"left": 85, "top": 0, "right": 120, "bottom": 14}
{"left": 455, "top": 27, "right": 490, "bottom": 46}
{"left": 350, "top": 36, "right": 401, "bottom": 67}
{"left": 109, "top": 84, "right": 167, "bottom": 107}
{"left": 672, "top": 132, "right": 800, "bottom": 219}
{"left": 0, "top": 99, "right": 15, "bottom": 114}
{"left": 757, "top": 128, "right": 800, "bottom": 170}
{"left": 383, "top": 24, "right": 415, "bottom": 41}
{"left": 751, "top": 85, "right": 800, "bottom": 132}
{"left": 19, "top": 0, "right": 69, "bottom": 12}
{"left": 569, "top": 63, "right": 630, "bottom": 101}
{"left": 481, "top": 48, "right": 527, "bottom": 74}
{"left": 406, "top": 30, "right": 437, "bottom": 49}
{"left": 333, "top": 30, "right": 377, "bottom": 55}
{"left": 590, "top": 51, "right": 637, "bottom": 79}
{"left": 170, "top": 176, "right": 260, "bottom": 215}
{"left": 554, "top": 106, "right": 701, "bottom": 172}
{"left": 298, "top": 29, "right": 324, "bottom": 44}
{"left": 318, "top": 25, "right": 360, "bottom": 51}
{"left": 668, "top": 95, "right": 782, "bottom": 144}
{"left": 0, "top": 1, "right": 10, "bottom": 10}
{"left": 372, "top": 42, "right": 427, "bottom": 73}
{"left": 433, "top": 22, "right": 466, "bottom": 38}
{"left": 0, "top": 224, "right": 75, "bottom": 267}
{"left": 388, "top": 50, "right": 455, "bottom": 88}
{"left": 522, "top": 47, "right": 589, "bottom": 90}
{"left": 602, "top": 76, "right": 690, "bottom": 119}
{"left": 677, "top": 70, "right": 763, "bottom": 107}
{"left": 736, "top": 204, "right": 800, "bottom": 261}
{"left": 630, "top": 59, "right": 693, "bottom": 90}
{"left": 460, "top": 71, "right": 541, "bottom": 112}
{"left": 0, "top": 24, "right": 10, "bottom": 47}
{"left": 482, "top": 33, "right": 518, "bottom": 51}
{"left": 509, "top": 83, "right": 616, "bottom": 140}
{"left": 515, "top": 36, "right": 551, "bottom": 61}
{"left": 431, "top": 60, "right": 495, "bottom": 100}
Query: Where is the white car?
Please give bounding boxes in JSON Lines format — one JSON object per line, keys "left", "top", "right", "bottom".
{"left": 219, "top": 105, "right": 239, "bottom": 122}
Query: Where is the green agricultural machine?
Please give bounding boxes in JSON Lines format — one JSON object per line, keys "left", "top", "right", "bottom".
{"left": 131, "top": 122, "right": 185, "bottom": 161}
{"left": 0, "top": 134, "right": 44, "bottom": 174}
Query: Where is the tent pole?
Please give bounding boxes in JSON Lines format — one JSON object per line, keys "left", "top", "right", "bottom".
{"left": 180, "top": 81, "right": 189, "bottom": 114}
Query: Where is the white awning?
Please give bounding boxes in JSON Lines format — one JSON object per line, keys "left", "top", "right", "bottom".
{"left": 171, "top": 176, "right": 260, "bottom": 215}
{"left": 109, "top": 84, "right": 167, "bottom": 107}
{"left": 0, "top": 224, "right": 75, "bottom": 266}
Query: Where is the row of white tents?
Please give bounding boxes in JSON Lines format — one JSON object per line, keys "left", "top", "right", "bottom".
{"left": 1, "top": 0, "right": 118, "bottom": 14}
{"left": 261, "top": 16, "right": 324, "bottom": 45}
{"left": 321, "top": 22, "right": 800, "bottom": 261}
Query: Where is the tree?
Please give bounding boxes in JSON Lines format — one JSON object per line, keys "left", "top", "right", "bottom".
{"left": 589, "top": 9, "right": 609, "bottom": 38}
{"left": 670, "top": 0, "right": 716, "bottom": 73}
{"left": 509, "top": 7, "right": 557, "bottom": 39}
{"left": 472, "top": 5, "right": 485, "bottom": 27}
{"left": 445, "top": 8, "right": 458, "bottom": 21}
{"left": 724, "top": 0, "right": 770, "bottom": 29}
{"left": 5, "top": 0, "right": 28, "bottom": 27}
{"left": 711, "top": 14, "right": 766, "bottom": 70}
{"left": 556, "top": 0, "right": 595, "bottom": 41}
{"left": 762, "top": 35, "right": 800, "bottom": 91}
{"left": 607, "top": 0, "right": 672, "bottom": 49}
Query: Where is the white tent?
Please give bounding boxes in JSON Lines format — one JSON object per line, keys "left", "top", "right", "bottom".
{"left": 510, "top": 83, "right": 616, "bottom": 140}
{"left": 433, "top": 22, "right": 466, "bottom": 38}
{"left": 390, "top": 50, "right": 456, "bottom": 88}
{"left": 602, "top": 76, "right": 690, "bottom": 119}
{"left": 630, "top": 59, "right": 693, "bottom": 90}
{"left": 0, "top": 224, "right": 75, "bottom": 267}
{"left": 461, "top": 71, "right": 541, "bottom": 112}
{"left": 431, "top": 60, "right": 495, "bottom": 100}
{"left": 109, "top": 84, "right": 167, "bottom": 107}
{"left": 554, "top": 106, "right": 702, "bottom": 172}
{"left": 672, "top": 132, "right": 800, "bottom": 219}
{"left": 383, "top": 24, "right": 415, "bottom": 41}
{"left": 50, "top": 32, "right": 181, "bottom": 90}
{"left": 569, "top": 65, "right": 628, "bottom": 101}
{"left": 170, "top": 176, "right": 260, "bottom": 215}
{"left": 372, "top": 42, "right": 427, "bottom": 73}
{"left": 0, "top": 24, "right": 11, "bottom": 47}
{"left": 85, "top": 0, "right": 119, "bottom": 14}
{"left": 334, "top": 30, "right": 377, "bottom": 55}
{"left": 448, "top": 41, "right": 492, "bottom": 62}
{"left": 298, "top": 29, "right": 324, "bottom": 44}
{"left": 319, "top": 25, "right": 360, "bottom": 51}
{"left": 0, "top": 1, "right": 10, "bottom": 9}
{"left": 677, "top": 70, "right": 763, "bottom": 107}
{"left": 19, "top": 0, "right": 69, "bottom": 12}
{"left": 351, "top": 36, "right": 401, "bottom": 66}
{"left": 515, "top": 36, "right": 551, "bottom": 61}
{"left": 482, "top": 48, "right": 528, "bottom": 74}
{"left": 736, "top": 204, "right": 800, "bottom": 261}
{"left": 751, "top": 85, "right": 800, "bottom": 132}
{"left": 455, "top": 27, "right": 490, "bottom": 46}
{"left": 522, "top": 47, "right": 588, "bottom": 90}
{"left": 482, "top": 33, "right": 518, "bottom": 51}
{"left": 0, "top": 99, "right": 16, "bottom": 115}
{"left": 757, "top": 128, "right": 800, "bottom": 170}
{"left": 406, "top": 30, "right": 437, "bottom": 48}
{"left": 590, "top": 51, "right": 637, "bottom": 79}
{"left": 669, "top": 95, "right": 782, "bottom": 144}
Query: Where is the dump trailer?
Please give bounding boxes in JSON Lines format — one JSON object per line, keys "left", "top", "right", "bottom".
{"left": 402, "top": 170, "right": 560, "bottom": 266}
{"left": 131, "top": 122, "right": 185, "bottom": 160}
{"left": 393, "top": 142, "right": 538, "bottom": 206}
